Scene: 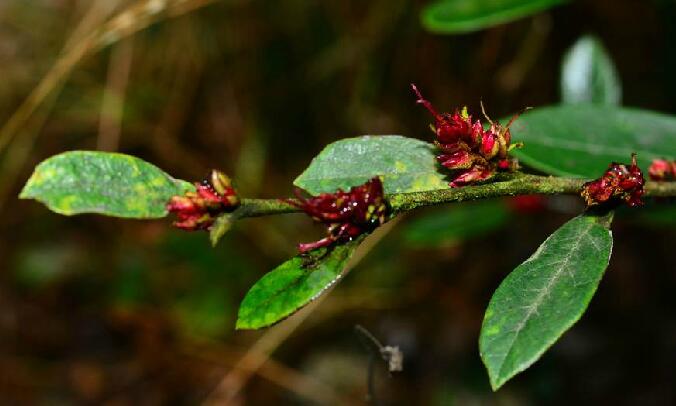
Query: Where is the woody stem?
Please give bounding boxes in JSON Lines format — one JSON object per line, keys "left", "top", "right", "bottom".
{"left": 237, "top": 174, "right": 676, "bottom": 218}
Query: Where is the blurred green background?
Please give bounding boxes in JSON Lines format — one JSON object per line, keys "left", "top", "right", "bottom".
{"left": 1, "top": 0, "right": 675, "bottom": 404}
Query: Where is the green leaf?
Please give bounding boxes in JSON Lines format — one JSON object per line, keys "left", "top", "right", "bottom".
{"left": 402, "top": 200, "right": 510, "bottom": 247}
{"left": 20, "top": 151, "right": 193, "bottom": 218}
{"left": 209, "top": 211, "right": 238, "bottom": 247}
{"left": 561, "top": 35, "right": 621, "bottom": 105}
{"left": 421, "top": 0, "right": 567, "bottom": 34}
{"left": 479, "top": 213, "right": 614, "bottom": 390}
{"left": 510, "top": 105, "right": 676, "bottom": 178}
{"left": 236, "top": 239, "right": 361, "bottom": 329}
{"left": 294, "top": 135, "right": 447, "bottom": 194}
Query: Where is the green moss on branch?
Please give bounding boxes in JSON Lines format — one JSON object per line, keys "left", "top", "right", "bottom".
{"left": 237, "top": 175, "right": 676, "bottom": 217}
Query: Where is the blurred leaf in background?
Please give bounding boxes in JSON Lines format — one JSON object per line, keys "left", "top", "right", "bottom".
{"left": 421, "top": 0, "right": 567, "bottom": 34}
{"left": 159, "top": 231, "right": 256, "bottom": 338}
{"left": 13, "top": 241, "right": 83, "bottom": 290}
{"left": 561, "top": 35, "right": 621, "bottom": 105}
{"left": 511, "top": 105, "right": 676, "bottom": 177}
{"left": 402, "top": 200, "right": 510, "bottom": 248}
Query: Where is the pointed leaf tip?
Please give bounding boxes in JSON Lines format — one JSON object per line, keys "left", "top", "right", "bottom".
{"left": 236, "top": 239, "right": 362, "bottom": 329}
{"left": 479, "top": 213, "right": 613, "bottom": 390}
{"left": 561, "top": 35, "right": 621, "bottom": 106}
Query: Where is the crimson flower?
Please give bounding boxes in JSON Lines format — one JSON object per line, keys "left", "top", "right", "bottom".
{"left": 648, "top": 158, "right": 676, "bottom": 181}
{"left": 167, "top": 170, "right": 239, "bottom": 230}
{"left": 411, "top": 84, "right": 522, "bottom": 187}
{"left": 581, "top": 154, "right": 645, "bottom": 208}
{"left": 286, "top": 177, "right": 388, "bottom": 253}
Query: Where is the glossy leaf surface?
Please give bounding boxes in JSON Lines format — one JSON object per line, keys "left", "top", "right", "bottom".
{"left": 511, "top": 105, "right": 676, "bottom": 177}
{"left": 236, "top": 239, "right": 361, "bottom": 329}
{"left": 479, "top": 213, "right": 613, "bottom": 390}
{"left": 295, "top": 135, "right": 447, "bottom": 194}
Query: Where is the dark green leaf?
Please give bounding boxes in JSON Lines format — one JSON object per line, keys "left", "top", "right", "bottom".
{"left": 479, "top": 213, "right": 613, "bottom": 390}
{"left": 20, "top": 151, "right": 192, "bottom": 218}
{"left": 421, "top": 0, "right": 567, "bottom": 34}
{"left": 510, "top": 105, "right": 676, "bottom": 177}
{"left": 294, "top": 135, "right": 447, "bottom": 194}
{"left": 402, "top": 200, "right": 510, "bottom": 247}
{"left": 236, "top": 239, "right": 361, "bottom": 329}
{"left": 561, "top": 35, "right": 621, "bottom": 105}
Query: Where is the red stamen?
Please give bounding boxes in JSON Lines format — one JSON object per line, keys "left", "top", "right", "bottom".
{"left": 411, "top": 83, "right": 439, "bottom": 118}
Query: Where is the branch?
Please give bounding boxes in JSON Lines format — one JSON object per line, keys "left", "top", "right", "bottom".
{"left": 236, "top": 175, "right": 676, "bottom": 218}
{"left": 388, "top": 174, "right": 583, "bottom": 212}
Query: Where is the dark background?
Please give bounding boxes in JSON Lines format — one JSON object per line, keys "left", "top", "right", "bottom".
{"left": 1, "top": 0, "right": 675, "bottom": 404}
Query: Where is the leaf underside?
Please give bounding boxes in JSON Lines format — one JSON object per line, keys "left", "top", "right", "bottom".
{"left": 479, "top": 213, "right": 613, "bottom": 390}
{"left": 561, "top": 35, "right": 621, "bottom": 105}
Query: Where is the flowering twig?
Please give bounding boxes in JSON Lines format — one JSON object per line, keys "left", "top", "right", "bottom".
{"left": 228, "top": 174, "right": 676, "bottom": 219}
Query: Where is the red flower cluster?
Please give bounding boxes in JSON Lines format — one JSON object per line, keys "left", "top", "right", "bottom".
{"left": 411, "top": 84, "right": 522, "bottom": 187}
{"left": 581, "top": 154, "right": 645, "bottom": 208}
{"left": 167, "top": 170, "right": 240, "bottom": 230}
{"left": 287, "top": 177, "right": 388, "bottom": 253}
{"left": 648, "top": 158, "right": 676, "bottom": 181}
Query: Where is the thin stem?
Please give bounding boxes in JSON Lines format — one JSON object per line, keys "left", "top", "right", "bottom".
{"left": 239, "top": 198, "right": 300, "bottom": 216}
{"left": 236, "top": 175, "right": 676, "bottom": 218}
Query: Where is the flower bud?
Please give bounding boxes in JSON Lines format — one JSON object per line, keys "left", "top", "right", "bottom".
{"left": 648, "top": 158, "right": 676, "bottom": 181}
{"left": 167, "top": 170, "right": 240, "bottom": 231}
{"left": 211, "top": 169, "right": 233, "bottom": 195}
{"left": 582, "top": 154, "right": 645, "bottom": 208}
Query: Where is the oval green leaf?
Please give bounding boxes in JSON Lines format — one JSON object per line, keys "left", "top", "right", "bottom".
{"left": 236, "top": 239, "right": 361, "bottom": 330}
{"left": 479, "top": 213, "right": 613, "bottom": 390}
{"left": 510, "top": 105, "right": 676, "bottom": 178}
{"left": 20, "top": 151, "right": 193, "bottom": 218}
{"left": 402, "top": 200, "right": 510, "bottom": 247}
{"left": 421, "top": 0, "right": 567, "bottom": 34}
{"left": 294, "top": 135, "right": 447, "bottom": 194}
{"left": 561, "top": 35, "right": 621, "bottom": 105}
